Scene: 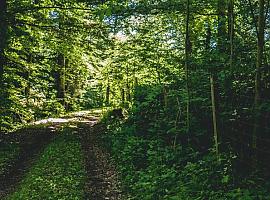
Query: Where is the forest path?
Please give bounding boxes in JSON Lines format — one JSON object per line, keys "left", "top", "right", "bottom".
{"left": 79, "top": 116, "right": 123, "bottom": 200}
{"left": 0, "top": 126, "right": 55, "bottom": 198}
{"left": 0, "top": 110, "right": 123, "bottom": 200}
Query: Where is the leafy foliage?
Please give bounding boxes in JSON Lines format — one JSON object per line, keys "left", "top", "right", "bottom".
{"left": 103, "top": 86, "right": 270, "bottom": 199}
{"left": 1, "top": 0, "right": 270, "bottom": 199}
{"left": 0, "top": 0, "right": 108, "bottom": 131}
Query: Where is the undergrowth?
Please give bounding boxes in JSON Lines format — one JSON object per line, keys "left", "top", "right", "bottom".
{"left": 102, "top": 85, "right": 270, "bottom": 200}
{"left": 103, "top": 117, "right": 270, "bottom": 200}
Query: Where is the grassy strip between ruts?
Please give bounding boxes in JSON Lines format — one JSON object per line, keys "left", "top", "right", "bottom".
{"left": 6, "top": 127, "right": 86, "bottom": 200}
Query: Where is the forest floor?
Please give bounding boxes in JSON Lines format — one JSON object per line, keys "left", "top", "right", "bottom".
{"left": 0, "top": 110, "right": 123, "bottom": 200}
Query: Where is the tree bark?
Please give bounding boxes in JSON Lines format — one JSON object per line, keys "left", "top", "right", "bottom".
{"left": 217, "top": 0, "right": 227, "bottom": 52}
{"left": 253, "top": 0, "right": 265, "bottom": 161}
{"left": 0, "top": 0, "right": 8, "bottom": 124}
{"left": 25, "top": 54, "right": 33, "bottom": 106}
{"left": 210, "top": 75, "right": 219, "bottom": 156}
{"left": 0, "top": 0, "right": 7, "bottom": 82}
{"left": 224, "top": 0, "right": 234, "bottom": 106}
{"left": 126, "top": 83, "right": 131, "bottom": 102}
{"left": 121, "top": 88, "right": 125, "bottom": 104}
{"left": 106, "top": 84, "right": 110, "bottom": 106}
{"left": 208, "top": 0, "right": 227, "bottom": 156}
{"left": 56, "top": 53, "right": 66, "bottom": 107}
{"left": 163, "top": 86, "right": 168, "bottom": 109}
{"left": 185, "top": 0, "right": 191, "bottom": 134}
{"left": 228, "top": 0, "right": 234, "bottom": 76}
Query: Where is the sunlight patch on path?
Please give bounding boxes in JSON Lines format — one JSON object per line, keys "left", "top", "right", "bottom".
{"left": 34, "top": 118, "right": 69, "bottom": 124}
{"left": 33, "top": 110, "right": 100, "bottom": 126}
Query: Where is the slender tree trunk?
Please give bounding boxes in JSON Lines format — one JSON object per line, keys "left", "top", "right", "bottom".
{"left": 225, "top": 0, "right": 235, "bottom": 132}
{"left": 133, "top": 77, "right": 138, "bottom": 102}
{"left": 217, "top": 0, "right": 227, "bottom": 52}
{"left": 57, "top": 53, "right": 66, "bottom": 107}
{"left": 0, "top": 0, "right": 8, "bottom": 131}
{"left": 185, "top": 0, "right": 191, "bottom": 134}
{"left": 253, "top": 0, "right": 265, "bottom": 162}
{"left": 134, "top": 77, "right": 138, "bottom": 89}
{"left": 106, "top": 84, "right": 110, "bottom": 106}
{"left": 228, "top": 0, "right": 234, "bottom": 71}
{"left": 126, "top": 83, "right": 131, "bottom": 102}
{"left": 227, "top": 0, "right": 234, "bottom": 95}
{"left": 205, "top": 22, "right": 211, "bottom": 50}
{"left": 25, "top": 70, "right": 31, "bottom": 104}
{"left": 210, "top": 75, "right": 219, "bottom": 156}
{"left": 209, "top": 0, "right": 227, "bottom": 155}
{"left": 121, "top": 88, "right": 125, "bottom": 104}
{"left": 163, "top": 86, "right": 168, "bottom": 109}
{"left": 205, "top": 19, "right": 220, "bottom": 157}
{"left": 25, "top": 54, "right": 33, "bottom": 106}
{"left": 0, "top": 0, "right": 7, "bottom": 82}
{"left": 126, "top": 65, "right": 131, "bottom": 102}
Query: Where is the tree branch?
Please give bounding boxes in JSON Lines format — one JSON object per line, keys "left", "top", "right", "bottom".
{"left": 265, "top": 0, "right": 270, "bottom": 24}
{"left": 11, "top": 6, "right": 94, "bottom": 14}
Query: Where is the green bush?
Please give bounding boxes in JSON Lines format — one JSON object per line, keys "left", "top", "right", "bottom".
{"left": 102, "top": 83, "right": 270, "bottom": 200}
{"left": 105, "top": 122, "right": 270, "bottom": 199}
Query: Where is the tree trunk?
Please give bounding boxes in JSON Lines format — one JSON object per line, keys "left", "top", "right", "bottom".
{"left": 217, "top": 0, "right": 227, "bottom": 52}
{"left": 224, "top": 0, "right": 235, "bottom": 132}
{"left": 106, "top": 84, "right": 110, "bottom": 105}
{"left": 205, "top": 21, "right": 219, "bottom": 156}
{"left": 133, "top": 77, "right": 138, "bottom": 101}
{"left": 25, "top": 54, "right": 33, "bottom": 105}
{"left": 121, "top": 88, "right": 125, "bottom": 104}
{"left": 0, "top": 0, "right": 8, "bottom": 126}
{"left": 184, "top": 0, "right": 191, "bottom": 134}
{"left": 56, "top": 53, "right": 66, "bottom": 107}
{"left": 205, "top": 22, "right": 211, "bottom": 50}
{"left": 209, "top": 0, "right": 227, "bottom": 155}
{"left": 163, "top": 86, "right": 168, "bottom": 109}
{"left": 126, "top": 83, "right": 131, "bottom": 102}
{"left": 253, "top": 0, "right": 265, "bottom": 163}
{"left": 228, "top": 0, "right": 234, "bottom": 70}
{"left": 210, "top": 75, "right": 219, "bottom": 157}
{"left": 0, "top": 0, "right": 7, "bottom": 82}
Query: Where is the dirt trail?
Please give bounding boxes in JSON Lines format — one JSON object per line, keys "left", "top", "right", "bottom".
{"left": 0, "top": 111, "right": 123, "bottom": 200}
{"left": 79, "top": 118, "right": 123, "bottom": 200}
{"left": 0, "top": 127, "right": 55, "bottom": 199}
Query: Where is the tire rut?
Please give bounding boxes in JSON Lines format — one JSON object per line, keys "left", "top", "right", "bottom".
{"left": 0, "top": 127, "right": 55, "bottom": 199}
{"left": 80, "top": 122, "right": 123, "bottom": 200}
